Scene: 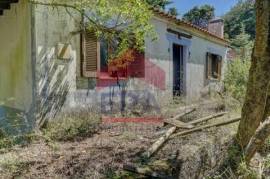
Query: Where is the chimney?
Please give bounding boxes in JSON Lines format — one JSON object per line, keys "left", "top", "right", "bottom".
{"left": 207, "top": 18, "right": 224, "bottom": 38}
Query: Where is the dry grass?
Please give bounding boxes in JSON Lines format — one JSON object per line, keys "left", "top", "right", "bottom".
{"left": 0, "top": 98, "right": 244, "bottom": 178}
{"left": 43, "top": 111, "right": 101, "bottom": 141}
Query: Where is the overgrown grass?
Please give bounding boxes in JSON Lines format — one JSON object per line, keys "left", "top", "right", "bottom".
{"left": 224, "top": 58, "right": 250, "bottom": 102}
{"left": 237, "top": 161, "right": 258, "bottom": 179}
{"left": 43, "top": 111, "right": 101, "bottom": 141}
{"left": 0, "top": 110, "right": 101, "bottom": 150}
{"left": 0, "top": 133, "right": 37, "bottom": 152}
{"left": 0, "top": 157, "right": 31, "bottom": 176}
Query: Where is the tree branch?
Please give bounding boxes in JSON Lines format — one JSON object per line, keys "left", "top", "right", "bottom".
{"left": 29, "top": 0, "right": 118, "bottom": 34}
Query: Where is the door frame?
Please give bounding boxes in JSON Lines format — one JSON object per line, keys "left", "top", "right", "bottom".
{"left": 172, "top": 44, "right": 184, "bottom": 96}
{"left": 167, "top": 32, "right": 191, "bottom": 96}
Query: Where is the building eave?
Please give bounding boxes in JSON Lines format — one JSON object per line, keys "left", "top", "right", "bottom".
{"left": 151, "top": 8, "right": 230, "bottom": 47}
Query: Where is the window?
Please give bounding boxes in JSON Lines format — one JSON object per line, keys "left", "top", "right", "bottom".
{"left": 82, "top": 30, "right": 99, "bottom": 78}
{"left": 82, "top": 30, "right": 145, "bottom": 79}
{"left": 206, "top": 52, "right": 222, "bottom": 80}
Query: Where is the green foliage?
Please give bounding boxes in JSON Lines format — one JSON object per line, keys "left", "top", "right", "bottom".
{"left": 30, "top": 0, "right": 157, "bottom": 55}
{"left": 237, "top": 161, "right": 258, "bottom": 179}
{"left": 0, "top": 133, "right": 36, "bottom": 151}
{"left": 146, "top": 0, "right": 172, "bottom": 9}
{"left": 223, "top": 0, "right": 255, "bottom": 41}
{"left": 0, "top": 158, "right": 30, "bottom": 175}
{"left": 182, "top": 5, "right": 215, "bottom": 28}
{"left": 168, "top": 7, "right": 179, "bottom": 17}
{"left": 230, "top": 25, "right": 254, "bottom": 59}
{"left": 43, "top": 112, "right": 100, "bottom": 141}
{"left": 226, "top": 142, "right": 243, "bottom": 169}
{"left": 224, "top": 59, "right": 251, "bottom": 102}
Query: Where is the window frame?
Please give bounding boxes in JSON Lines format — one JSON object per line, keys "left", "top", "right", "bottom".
{"left": 206, "top": 52, "right": 223, "bottom": 81}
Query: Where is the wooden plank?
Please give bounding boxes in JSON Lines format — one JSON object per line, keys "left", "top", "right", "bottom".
{"left": 189, "top": 112, "right": 228, "bottom": 125}
{"left": 164, "top": 118, "right": 194, "bottom": 129}
{"left": 143, "top": 126, "right": 177, "bottom": 158}
{"left": 170, "top": 117, "right": 241, "bottom": 139}
{"left": 143, "top": 109, "right": 196, "bottom": 158}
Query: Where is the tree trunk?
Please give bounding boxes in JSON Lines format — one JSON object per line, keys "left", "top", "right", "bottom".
{"left": 263, "top": 91, "right": 270, "bottom": 121}
{"left": 237, "top": 0, "right": 270, "bottom": 148}
{"left": 245, "top": 118, "right": 270, "bottom": 163}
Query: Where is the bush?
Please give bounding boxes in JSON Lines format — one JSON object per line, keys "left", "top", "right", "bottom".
{"left": 224, "top": 59, "right": 250, "bottom": 102}
{"left": 43, "top": 111, "right": 101, "bottom": 141}
{"left": 0, "top": 134, "right": 36, "bottom": 151}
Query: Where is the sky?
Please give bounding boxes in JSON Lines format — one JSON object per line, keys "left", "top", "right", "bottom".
{"left": 167, "top": 0, "right": 239, "bottom": 17}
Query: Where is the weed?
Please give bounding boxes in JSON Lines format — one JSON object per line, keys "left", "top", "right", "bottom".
{"left": 224, "top": 58, "right": 250, "bottom": 102}
{"left": 43, "top": 111, "right": 101, "bottom": 141}
{"left": 237, "top": 161, "right": 258, "bottom": 179}
{"left": 0, "top": 133, "right": 37, "bottom": 151}
{"left": 0, "top": 157, "right": 30, "bottom": 176}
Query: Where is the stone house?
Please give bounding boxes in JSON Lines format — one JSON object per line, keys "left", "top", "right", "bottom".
{"left": 0, "top": 1, "right": 229, "bottom": 134}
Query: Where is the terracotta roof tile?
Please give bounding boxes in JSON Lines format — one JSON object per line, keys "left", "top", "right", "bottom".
{"left": 151, "top": 8, "right": 229, "bottom": 44}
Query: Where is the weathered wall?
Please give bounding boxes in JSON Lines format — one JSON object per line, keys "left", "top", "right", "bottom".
{"left": 145, "top": 17, "right": 228, "bottom": 101}
{"left": 34, "top": 4, "right": 80, "bottom": 121}
{"left": 0, "top": 1, "right": 33, "bottom": 134}
{"left": 33, "top": 9, "right": 228, "bottom": 122}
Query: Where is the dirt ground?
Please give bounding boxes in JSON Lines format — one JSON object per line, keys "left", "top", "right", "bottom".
{"left": 0, "top": 99, "right": 240, "bottom": 179}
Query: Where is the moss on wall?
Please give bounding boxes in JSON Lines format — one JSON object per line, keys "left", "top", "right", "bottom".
{"left": 0, "top": 1, "right": 33, "bottom": 135}
{"left": 0, "top": 1, "right": 32, "bottom": 111}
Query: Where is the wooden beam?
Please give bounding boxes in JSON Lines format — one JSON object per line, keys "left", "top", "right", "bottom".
{"left": 189, "top": 112, "right": 228, "bottom": 125}
{"left": 164, "top": 108, "right": 195, "bottom": 129}
{"left": 143, "top": 109, "right": 196, "bottom": 158}
{"left": 170, "top": 117, "right": 241, "bottom": 138}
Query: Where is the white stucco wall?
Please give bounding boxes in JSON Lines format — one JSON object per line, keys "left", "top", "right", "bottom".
{"left": 145, "top": 17, "right": 228, "bottom": 101}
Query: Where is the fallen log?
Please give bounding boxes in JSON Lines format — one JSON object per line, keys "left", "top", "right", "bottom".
{"left": 143, "top": 126, "right": 177, "bottom": 158}
{"left": 245, "top": 117, "right": 270, "bottom": 163}
{"left": 189, "top": 112, "right": 228, "bottom": 125}
{"left": 172, "top": 108, "right": 196, "bottom": 120}
{"left": 164, "top": 108, "right": 195, "bottom": 128}
{"left": 164, "top": 118, "right": 194, "bottom": 129}
{"left": 170, "top": 117, "right": 241, "bottom": 139}
{"left": 143, "top": 109, "right": 196, "bottom": 158}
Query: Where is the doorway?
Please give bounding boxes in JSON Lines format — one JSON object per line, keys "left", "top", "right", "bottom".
{"left": 173, "top": 44, "right": 184, "bottom": 96}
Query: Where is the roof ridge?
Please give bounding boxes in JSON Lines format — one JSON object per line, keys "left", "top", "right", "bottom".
{"left": 150, "top": 7, "right": 229, "bottom": 43}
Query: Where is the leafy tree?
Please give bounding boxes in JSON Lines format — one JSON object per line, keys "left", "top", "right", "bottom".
{"left": 182, "top": 5, "right": 215, "bottom": 29}
{"left": 168, "top": 7, "right": 179, "bottom": 17}
{"left": 230, "top": 24, "right": 253, "bottom": 59}
{"left": 29, "top": 0, "right": 157, "bottom": 55}
{"left": 224, "top": 59, "right": 250, "bottom": 102}
{"left": 146, "top": 0, "right": 172, "bottom": 10}
{"left": 223, "top": 0, "right": 255, "bottom": 41}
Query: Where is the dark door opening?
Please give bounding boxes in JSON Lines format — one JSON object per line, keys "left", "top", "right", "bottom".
{"left": 173, "top": 44, "right": 184, "bottom": 96}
